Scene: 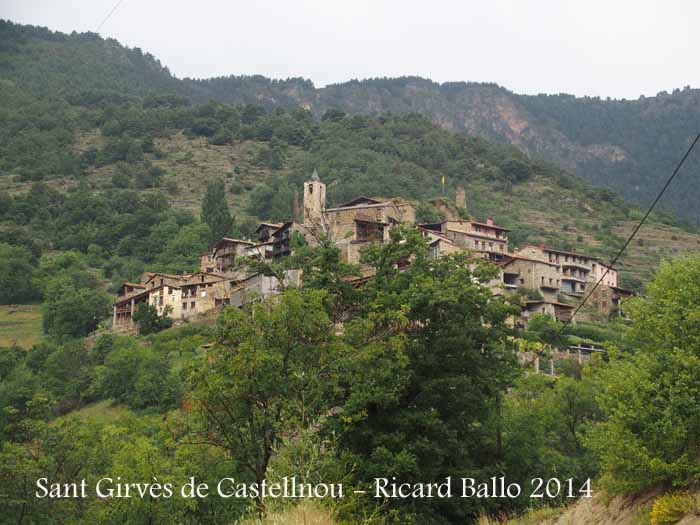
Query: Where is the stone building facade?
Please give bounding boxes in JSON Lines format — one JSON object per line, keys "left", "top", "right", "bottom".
{"left": 113, "top": 170, "right": 632, "bottom": 333}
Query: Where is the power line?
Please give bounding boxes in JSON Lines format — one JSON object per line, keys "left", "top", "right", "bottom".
{"left": 565, "top": 132, "right": 700, "bottom": 325}
{"left": 96, "top": 0, "right": 125, "bottom": 33}
{"left": 526, "top": 132, "right": 700, "bottom": 367}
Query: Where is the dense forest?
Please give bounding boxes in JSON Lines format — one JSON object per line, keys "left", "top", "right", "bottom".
{"left": 2, "top": 18, "right": 700, "bottom": 524}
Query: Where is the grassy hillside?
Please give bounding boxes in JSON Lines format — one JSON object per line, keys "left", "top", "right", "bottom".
{"left": 0, "top": 304, "right": 42, "bottom": 348}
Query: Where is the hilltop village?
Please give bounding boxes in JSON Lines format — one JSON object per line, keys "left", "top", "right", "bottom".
{"left": 113, "top": 171, "right": 633, "bottom": 334}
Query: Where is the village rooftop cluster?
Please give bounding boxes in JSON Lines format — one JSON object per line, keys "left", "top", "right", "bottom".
{"left": 113, "top": 171, "right": 632, "bottom": 334}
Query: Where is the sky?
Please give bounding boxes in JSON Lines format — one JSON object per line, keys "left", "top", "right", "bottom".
{"left": 1, "top": 0, "right": 698, "bottom": 99}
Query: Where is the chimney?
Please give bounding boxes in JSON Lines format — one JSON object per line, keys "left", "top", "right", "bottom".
{"left": 539, "top": 243, "right": 545, "bottom": 249}
{"left": 486, "top": 217, "right": 494, "bottom": 226}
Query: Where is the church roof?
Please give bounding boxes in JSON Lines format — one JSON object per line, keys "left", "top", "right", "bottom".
{"left": 310, "top": 169, "right": 320, "bottom": 182}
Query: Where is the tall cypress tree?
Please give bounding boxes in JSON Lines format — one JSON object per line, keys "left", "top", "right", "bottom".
{"left": 201, "top": 179, "right": 234, "bottom": 243}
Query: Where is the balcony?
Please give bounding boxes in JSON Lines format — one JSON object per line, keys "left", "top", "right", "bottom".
{"left": 561, "top": 260, "right": 592, "bottom": 271}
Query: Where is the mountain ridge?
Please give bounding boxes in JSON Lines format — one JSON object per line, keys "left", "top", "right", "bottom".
{"left": 2, "top": 19, "right": 699, "bottom": 221}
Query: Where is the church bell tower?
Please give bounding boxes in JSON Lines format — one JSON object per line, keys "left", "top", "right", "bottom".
{"left": 303, "top": 169, "right": 326, "bottom": 226}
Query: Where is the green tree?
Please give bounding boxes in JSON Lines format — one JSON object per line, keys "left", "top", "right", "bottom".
{"left": 415, "top": 201, "right": 444, "bottom": 223}
{"left": 499, "top": 371, "right": 600, "bottom": 513}
{"left": 586, "top": 256, "right": 700, "bottom": 494}
{"left": 41, "top": 276, "right": 111, "bottom": 339}
{"left": 188, "top": 288, "right": 346, "bottom": 515}
{"left": 336, "top": 228, "right": 521, "bottom": 523}
{"left": 133, "top": 303, "right": 173, "bottom": 335}
{"left": 95, "top": 341, "right": 180, "bottom": 409}
{"left": 0, "top": 243, "right": 38, "bottom": 304}
{"left": 524, "top": 313, "right": 567, "bottom": 349}
{"left": 201, "top": 179, "right": 233, "bottom": 243}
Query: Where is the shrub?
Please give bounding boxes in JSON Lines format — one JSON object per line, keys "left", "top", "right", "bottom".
{"left": 650, "top": 493, "right": 693, "bottom": 525}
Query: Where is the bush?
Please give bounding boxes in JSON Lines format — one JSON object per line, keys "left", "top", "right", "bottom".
{"left": 415, "top": 201, "right": 444, "bottom": 223}
{"left": 95, "top": 342, "right": 180, "bottom": 410}
{"left": 650, "top": 493, "right": 693, "bottom": 525}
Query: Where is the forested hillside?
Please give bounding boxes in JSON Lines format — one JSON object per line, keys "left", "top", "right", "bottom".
{"left": 2, "top": 20, "right": 700, "bottom": 295}
{"left": 185, "top": 79, "right": 700, "bottom": 223}
{"left": 3, "top": 20, "right": 700, "bottom": 221}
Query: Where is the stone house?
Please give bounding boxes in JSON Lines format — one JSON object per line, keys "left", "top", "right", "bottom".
{"left": 229, "top": 270, "right": 302, "bottom": 307}
{"left": 584, "top": 283, "right": 634, "bottom": 320}
{"left": 419, "top": 227, "right": 463, "bottom": 259}
{"left": 515, "top": 244, "right": 598, "bottom": 296}
{"left": 271, "top": 221, "right": 317, "bottom": 260}
{"left": 211, "top": 237, "right": 256, "bottom": 273}
{"left": 591, "top": 260, "right": 618, "bottom": 288}
{"left": 522, "top": 300, "right": 575, "bottom": 324}
{"left": 113, "top": 271, "right": 233, "bottom": 333}
{"left": 499, "top": 254, "right": 562, "bottom": 302}
{"left": 303, "top": 172, "right": 414, "bottom": 257}
{"left": 255, "top": 222, "right": 284, "bottom": 243}
{"left": 419, "top": 218, "right": 509, "bottom": 262}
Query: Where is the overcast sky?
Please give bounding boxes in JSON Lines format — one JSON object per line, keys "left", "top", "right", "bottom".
{"left": 2, "top": 0, "right": 697, "bottom": 99}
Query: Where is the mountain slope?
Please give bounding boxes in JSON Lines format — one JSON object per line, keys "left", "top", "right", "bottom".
{"left": 2, "top": 19, "right": 700, "bottom": 222}
{"left": 188, "top": 75, "right": 700, "bottom": 222}
{"left": 1, "top": 19, "right": 699, "bottom": 292}
{"left": 2, "top": 109, "right": 697, "bottom": 290}
{"left": 0, "top": 20, "right": 178, "bottom": 100}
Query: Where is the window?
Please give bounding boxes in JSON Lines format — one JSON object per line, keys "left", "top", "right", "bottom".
{"left": 355, "top": 221, "right": 384, "bottom": 242}
{"left": 159, "top": 296, "right": 163, "bottom": 306}
{"left": 167, "top": 287, "right": 172, "bottom": 295}
{"left": 182, "top": 302, "right": 187, "bottom": 310}
{"left": 190, "top": 301, "right": 195, "bottom": 309}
